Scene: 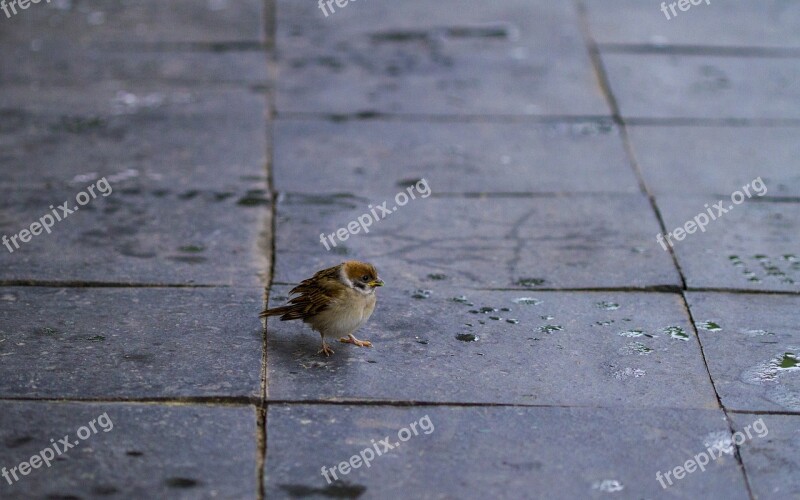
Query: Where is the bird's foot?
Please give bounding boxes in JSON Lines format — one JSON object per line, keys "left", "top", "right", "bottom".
{"left": 318, "top": 343, "right": 335, "bottom": 357}
{"left": 338, "top": 334, "right": 372, "bottom": 348}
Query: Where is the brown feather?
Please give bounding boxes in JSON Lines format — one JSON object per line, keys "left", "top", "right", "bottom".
{"left": 259, "top": 263, "right": 344, "bottom": 321}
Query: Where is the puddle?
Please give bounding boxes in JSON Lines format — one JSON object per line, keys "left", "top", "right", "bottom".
{"left": 538, "top": 325, "right": 563, "bottom": 334}
{"left": 592, "top": 480, "right": 624, "bottom": 493}
{"left": 703, "top": 431, "right": 734, "bottom": 455}
{"left": 456, "top": 333, "right": 479, "bottom": 342}
{"left": 596, "top": 301, "right": 620, "bottom": 311}
{"left": 741, "top": 349, "right": 800, "bottom": 384}
{"left": 411, "top": 289, "right": 432, "bottom": 299}
{"left": 743, "top": 329, "right": 775, "bottom": 337}
{"left": 516, "top": 278, "right": 546, "bottom": 287}
{"left": 513, "top": 297, "right": 542, "bottom": 305}
{"left": 612, "top": 367, "right": 646, "bottom": 380}
{"left": 619, "top": 342, "right": 653, "bottom": 356}
{"left": 696, "top": 321, "right": 721, "bottom": 332}
{"left": 618, "top": 329, "right": 654, "bottom": 339}
{"left": 663, "top": 326, "right": 689, "bottom": 341}
{"left": 451, "top": 296, "right": 474, "bottom": 306}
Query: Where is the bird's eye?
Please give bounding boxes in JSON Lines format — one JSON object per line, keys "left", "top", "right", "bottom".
{"left": 361, "top": 275, "right": 370, "bottom": 281}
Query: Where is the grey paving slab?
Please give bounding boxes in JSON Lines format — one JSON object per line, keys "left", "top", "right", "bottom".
{"left": 276, "top": 0, "right": 609, "bottom": 116}
{"left": 265, "top": 405, "right": 748, "bottom": 499}
{"left": 0, "top": 402, "right": 257, "bottom": 499}
{"left": 602, "top": 54, "right": 800, "bottom": 120}
{"left": 730, "top": 413, "right": 800, "bottom": 499}
{"left": 658, "top": 196, "right": 800, "bottom": 292}
{"left": 0, "top": 182, "right": 269, "bottom": 285}
{"left": 0, "top": 86, "right": 268, "bottom": 191}
{"left": 629, "top": 125, "right": 800, "bottom": 198}
{"left": 0, "top": 0, "right": 264, "bottom": 44}
{"left": 274, "top": 119, "right": 639, "bottom": 194}
{"left": 585, "top": 0, "right": 800, "bottom": 49}
{"left": 0, "top": 287, "right": 263, "bottom": 399}
{"left": 273, "top": 193, "right": 681, "bottom": 289}
{"left": 266, "top": 287, "right": 717, "bottom": 408}
{"left": 686, "top": 293, "right": 800, "bottom": 413}
{"left": 0, "top": 44, "right": 267, "bottom": 86}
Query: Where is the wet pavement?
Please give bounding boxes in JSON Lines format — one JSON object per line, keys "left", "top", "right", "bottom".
{"left": 1, "top": 1, "right": 798, "bottom": 499}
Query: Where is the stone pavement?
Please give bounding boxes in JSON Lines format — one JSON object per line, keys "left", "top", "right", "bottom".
{"left": 0, "top": 1, "right": 798, "bottom": 499}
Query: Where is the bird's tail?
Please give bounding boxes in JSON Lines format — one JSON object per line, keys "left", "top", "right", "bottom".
{"left": 259, "top": 306, "right": 292, "bottom": 319}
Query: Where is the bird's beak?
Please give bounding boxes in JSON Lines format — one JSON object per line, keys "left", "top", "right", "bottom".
{"left": 369, "top": 279, "right": 385, "bottom": 287}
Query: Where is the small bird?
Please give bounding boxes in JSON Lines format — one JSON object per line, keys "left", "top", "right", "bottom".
{"left": 260, "top": 261, "right": 384, "bottom": 356}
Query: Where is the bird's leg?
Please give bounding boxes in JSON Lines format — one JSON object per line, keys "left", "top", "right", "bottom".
{"left": 339, "top": 334, "right": 372, "bottom": 348}
{"left": 318, "top": 336, "right": 335, "bottom": 357}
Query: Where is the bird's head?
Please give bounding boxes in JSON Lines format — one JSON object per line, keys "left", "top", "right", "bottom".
{"left": 341, "top": 261, "right": 384, "bottom": 294}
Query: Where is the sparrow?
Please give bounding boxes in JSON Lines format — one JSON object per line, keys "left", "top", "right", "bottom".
{"left": 260, "top": 261, "right": 384, "bottom": 356}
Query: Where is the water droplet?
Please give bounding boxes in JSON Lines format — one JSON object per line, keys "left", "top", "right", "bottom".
{"left": 451, "top": 296, "right": 473, "bottom": 305}
{"left": 592, "top": 480, "right": 624, "bottom": 493}
{"left": 703, "top": 431, "right": 734, "bottom": 455}
{"left": 538, "top": 325, "right": 563, "bottom": 334}
{"left": 663, "top": 326, "right": 689, "bottom": 341}
{"left": 489, "top": 316, "right": 502, "bottom": 321}
{"left": 596, "top": 301, "right": 620, "bottom": 310}
{"left": 619, "top": 342, "right": 653, "bottom": 356}
{"left": 697, "top": 321, "right": 721, "bottom": 332}
{"left": 779, "top": 352, "right": 799, "bottom": 369}
{"left": 456, "top": 333, "right": 479, "bottom": 342}
{"left": 506, "top": 319, "right": 519, "bottom": 324}
{"left": 743, "top": 329, "right": 774, "bottom": 337}
{"left": 513, "top": 297, "right": 542, "bottom": 305}
{"left": 618, "top": 329, "right": 649, "bottom": 338}
{"left": 427, "top": 273, "right": 447, "bottom": 280}
{"left": 612, "top": 367, "right": 646, "bottom": 380}
{"left": 516, "top": 278, "right": 546, "bottom": 287}
{"left": 411, "top": 289, "right": 432, "bottom": 299}
{"left": 541, "top": 315, "right": 555, "bottom": 321}
{"left": 479, "top": 307, "right": 497, "bottom": 313}
{"left": 500, "top": 307, "right": 512, "bottom": 312}
{"left": 595, "top": 320, "right": 614, "bottom": 326}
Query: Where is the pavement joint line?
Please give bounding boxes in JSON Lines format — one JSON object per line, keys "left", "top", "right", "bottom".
{"left": 270, "top": 283, "right": 800, "bottom": 296}
{"left": 276, "top": 111, "right": 615, "bottom": 124}
{"left": 0, "top": 397, "right": 734, "bottom": 411}
{"left": 575, "top": 0, "right": 688, "bottom": 290}
{"left": 679, "top": 291, "right": 757, "bottom": 500}
{"left": 278, "top": 112, "right": 800, "bottom": 127}
{"left": 598, "top": 43, "right": 800, "bottom": 59}
{"left": 0, "top": 281, "right": 226, "bottom": 288}
{"left": 625, "top": 117, "right": 800, "bottom": 127}
{"left": 726, "top": 409, "right": 800, "bottom": 416}
{"left": 95, "top": 41, "right": 269, "bottom": 52}
{"left": 259, "top": 3, "right": 277, "bottom": 498}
